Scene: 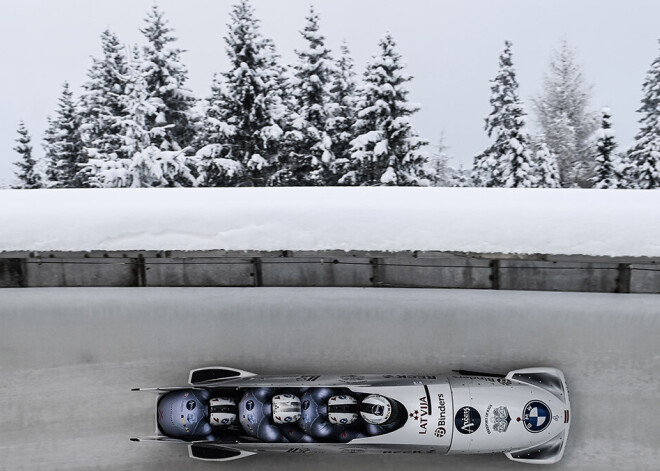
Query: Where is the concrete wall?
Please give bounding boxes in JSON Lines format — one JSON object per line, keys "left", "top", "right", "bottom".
{"left": 1, "top": 251, "right": 658, "bottom": 293}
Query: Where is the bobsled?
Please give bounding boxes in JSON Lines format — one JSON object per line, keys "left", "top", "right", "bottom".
{"left": 132, "top": 366, "right": 570, "bottom": 465}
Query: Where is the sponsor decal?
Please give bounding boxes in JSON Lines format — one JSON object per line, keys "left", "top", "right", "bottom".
{"left": 485, "top": 405, "right": 511, "bottom": 434}
{"left": 452, "top": 375, "right": 511, "bottom": 385}
{"left": 409, "top": 395, "right": 430, "bottom": 434}
{"left": 180, "top": 416, "right": 190, "bottom": 433}
{"left": 245, "top": 400, "right": 255, "bottom": 411}
{"left": 455, "top": 406, "right": 481, "bottom": 434}
{"left": 296, "top": 375, "right": 320, "bottom": 382}
{"left": 286, "top": 448, "right": 310, "bottom": 454}
{"left": 302, "top": 400, "right": 310, "bottom": 410}
{"left": 186, "top": 400, "right": 196, "bottom": 411}
{"left": 341, "top": 447, "right": 366, "bottom": 454}
{"left": 383, "top": 375, "right": 437, "bottom": 379}
{"left": 435, "top": 393, "right": 447, "bottom": 438}
{"left": 553, "top": 414, "right": 559, "bottom": 422}
{"left": 339, "top": 375, "right": 366, "bottom": 383}
{"left": 186, "top": 413, "right": 197, "bottom": 424}
{"left": 383, "top": 450, "right": 436, "bottom": 454}
{"left": 523, "top": 401, "right": 552, "bottom": 433}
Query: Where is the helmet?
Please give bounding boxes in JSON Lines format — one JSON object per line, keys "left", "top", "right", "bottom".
{"left": 272, "top": 394, "right": 301, "bottom": 424}
{"left": 327, "top": 395, "right": 358, "bottom": 425}
{"left": 209, "top": 397, "right": 238, "bottom": 426}
{"left": 359, "top": 394, "right": 393, "bottom": 425}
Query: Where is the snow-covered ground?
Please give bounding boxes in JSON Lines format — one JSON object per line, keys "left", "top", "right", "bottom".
{"left": 1, "top": 187, "right": 659, "bottom": 256}
{"left": 1, "top": 287, "right": 658, "bottom": 470}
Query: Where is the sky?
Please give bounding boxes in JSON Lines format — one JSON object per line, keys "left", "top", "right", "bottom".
{"left": 1, "top": 0, "right": 660, "bottom": 187}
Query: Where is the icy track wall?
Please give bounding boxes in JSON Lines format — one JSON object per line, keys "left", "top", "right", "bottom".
{"left": 0, "top": 187, "right": 659, "bottom": 293}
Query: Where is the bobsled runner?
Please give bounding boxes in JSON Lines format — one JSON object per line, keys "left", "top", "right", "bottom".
{"left": 132, "top": 366, "right": 570, "bottom": 465}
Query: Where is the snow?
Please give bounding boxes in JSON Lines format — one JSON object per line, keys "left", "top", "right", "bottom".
{"left": 1, "top": 187, "right": 659, "bottom": 256}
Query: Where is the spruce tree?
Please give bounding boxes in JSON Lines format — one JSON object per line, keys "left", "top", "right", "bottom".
{"left": 533, "top": 41, "right": 597, "bottom": 187}
{"left": 427, "top": 134, "right": 452, "bottom": 186}
{"left": 342, "top": 33, "right": 431, "bottom": 186}
{"left": 78, "top": 29, "right": 131, "bottom": 187}
{"left": 327, "top": 41, "right": 358, "bottom": 178}
{"left": 472, "top": 41, "right": 536, "bottom": 188}
{"left": 44, "top": 82, "right": 85, "bottom": 188}
{"left": 449, "top": 165, "right": 470, "bottom": 187}
{"left": 140, "top": 5, "right": 197, "bottom": 152}
{"left": 594, "top": 108, "right": 626, "bottom": 188}
{"left": 12, "top": 121, "right": 42, "bottom": 189}
{"left": 532, "top": 140, "right": 561, "bottom": 188}
{"left": 111, "top": 5, "right": 198, "bottom": 188}
{"left": 628, "top": 41, "right": 660, "bottom": 189}
{"left": 280, "top": 6, "right": 336, "bottom": 185}
{"left": 199, "top": 0, "right": 287, "bottom": 187}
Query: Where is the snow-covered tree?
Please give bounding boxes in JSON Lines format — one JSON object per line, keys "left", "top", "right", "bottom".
{"left": 531, "top": 139, "right": 560, "bottom": 188}
{"left": 44, "top": 82, "right": 85, "bottom": 188}
{"left": 473, "top": 41, "right": 536, "bottom": 188}
{"left": 280, "top": 6, "right": 336, "bottom": 186}
{"left": 593, "top": 108, "right": 626, "bottom": 188}
{"left": 140, "top": 5, "right": 198, "bottom": 153}
{"left": 12, "top": 121, "right": 42, "bottom": 189}
{"left": 78, "top": 29, "right": 131, "bottom": 187}
{"left": 199, "top": 0, "right": 287, "bottom": 187}
{"left": 628, "top": 41, "right": 660, "bottom": 189}
{"left": 327, "top": 41, "right": 359, "bottom": 179}
{"left": 533, "top": 40, "right": 597, "bottom": 187}
{"left": 427, "top": 134, "right": 452, "bottom": 186}
{"left": 341, "top": 33, "right": 431, "bottom": 186}
{"left": 448, "top": 165, "right": 470, "bottom": 187}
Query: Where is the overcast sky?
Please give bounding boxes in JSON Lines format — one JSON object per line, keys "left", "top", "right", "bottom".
{"left": 1, "top": 0, "right": 659, "bottom": 186}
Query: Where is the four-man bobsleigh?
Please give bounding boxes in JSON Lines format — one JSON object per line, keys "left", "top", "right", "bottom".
{"left": 132, "top": 366, "right": 570, "bottom": 465}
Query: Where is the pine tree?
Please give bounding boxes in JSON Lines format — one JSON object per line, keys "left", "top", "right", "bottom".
{"left": 280, "top": 6, "right": 336, "bottom": 185}
{"left": 342, "top": 33, "right": 431, "bottom": 186}
{"left": 12, "top": 121, "right": 42, "bottom": 189}
{"left": 532, "top": 139, "right": 561, "bottom": 188}
{"left": 427, "top": 134, "right": 452, "bottom": 186}
{"left": 44, "top": 82, "right": 85, "bottom": 188}
{"left": 328, "top": 41, "right": 358, "bottom": 177}
{"left": 628, "top": 41, "right": 660, "bottom": 189}
{"left": 140, "top": 5, "right": 198, "bottom": 152}
{"left": 533, "top": 40, "right": 597, "bottom": 187}
{"left": 199, "top": 0, "right": 287, "bottom": 187}
{"left": 449, "top": 165, "right": 470, "bottom": 187}
{"left": 593, "top": 108, "right": 626, "bottom": 188}
{"left": 473, "top": 41, "right": 536, "bottom": 188}
{"left": 78, "top": 29, "right": 131, "bottom": 187}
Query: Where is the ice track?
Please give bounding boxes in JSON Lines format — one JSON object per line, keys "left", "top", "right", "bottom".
{"left": 0, "top": 287, "right": 658, "bottom": 470}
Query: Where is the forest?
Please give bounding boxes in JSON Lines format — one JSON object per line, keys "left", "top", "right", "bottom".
{"left": 10, "top": 1, "right": 660, "bottom": 190}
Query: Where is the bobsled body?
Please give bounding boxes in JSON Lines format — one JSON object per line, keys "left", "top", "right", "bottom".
{"left": 133, "top": 366, "right": 570, "bottom": 465}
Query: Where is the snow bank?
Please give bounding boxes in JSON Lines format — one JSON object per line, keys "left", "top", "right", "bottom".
{"left": 1, "top": 187, "right": 659, "bottom": 257}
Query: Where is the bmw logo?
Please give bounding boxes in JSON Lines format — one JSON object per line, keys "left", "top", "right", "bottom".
{"left": 186, "top": 400, "right": 196, "bottom": 410}
{"left": 340, "top": 418, "right": 348, "bottom": 424}
{"left": 285, "top": 416, "right": 293, "bottom": 422}
{"left": 245, "top": 400, "right": 254, "bottom": 411}
{"left": 523, "top": 401, "right": 552, "bottom": 433}
{"left": 221, "top": 418, "right": 229, "bottom": 425}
